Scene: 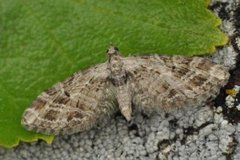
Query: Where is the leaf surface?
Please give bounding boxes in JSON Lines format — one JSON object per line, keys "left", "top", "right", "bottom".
{"left": 0, "top": 0, "right": 227, "bottom": 147}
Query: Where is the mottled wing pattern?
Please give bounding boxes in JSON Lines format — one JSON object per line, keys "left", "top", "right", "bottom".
{"left": 124, "top": 55, "right": 230, "bottom": 113}
{"left": 21, "top": 63, "right": 117, "bottom": 135}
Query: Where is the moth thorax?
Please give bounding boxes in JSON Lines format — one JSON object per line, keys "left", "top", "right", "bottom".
{"left": 108, "top": 55, "right": 127, "bottom": 86}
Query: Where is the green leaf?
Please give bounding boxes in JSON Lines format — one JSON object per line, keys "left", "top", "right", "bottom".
{"left": 0, "top": 0, "right": 227, "bottom": 147}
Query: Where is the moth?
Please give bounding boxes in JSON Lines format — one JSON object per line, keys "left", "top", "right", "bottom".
{"left": 21, "top": 46, "right": 230, "bottom": 135}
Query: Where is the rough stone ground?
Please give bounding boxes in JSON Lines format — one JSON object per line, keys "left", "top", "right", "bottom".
{"left": 1, "top": 0, "right": 240, "bottom": 159}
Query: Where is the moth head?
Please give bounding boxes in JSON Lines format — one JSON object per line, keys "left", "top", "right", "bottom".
{"left": 106, "top": 46, "right": 119, "bottom": 57}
